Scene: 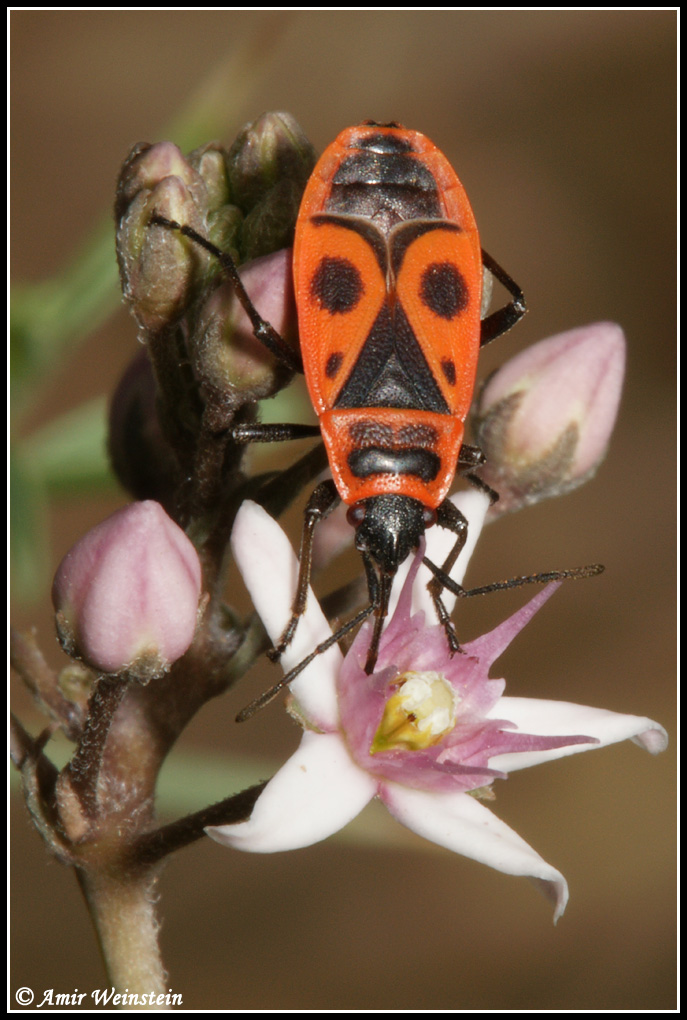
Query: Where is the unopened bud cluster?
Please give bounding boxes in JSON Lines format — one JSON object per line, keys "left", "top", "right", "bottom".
{"left": 71, "top": 115, "right": 319, "bottom": 686}
{"left": 111, "top": 113, "right": 316, "bottom": 504}
{"left": 115, "top": 113, "right": 315, "bottom": 339}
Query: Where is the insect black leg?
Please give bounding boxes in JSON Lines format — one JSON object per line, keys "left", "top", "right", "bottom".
{"left": 479, "top": 249, "right": 526, "bottom": 347}
{"left": 423, "top": 498, "right": 471, "bottom": 654}
{"left": 149, "top": 213, "right": 303, "bottom": 373}
{"left": 267, "top": 479, "right": 341, "bottom": 662}
{"left": 230, "top": 422, "right": 321, "bottom": 444}
{"left": 238, "top": 505, "right": 382, "bottom": 719}
{"left": 457, "top": 443, "right": 500, "bottom": 504}
{"left": 457, "top": 443, "right": 486, "bottom": 471}
{"left": 465, "top": 472, "right": 500, "bottom": 504}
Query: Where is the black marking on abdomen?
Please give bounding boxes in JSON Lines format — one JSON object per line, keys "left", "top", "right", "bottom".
{"left": 332, "top": 151, "right": 437, "bottom": 190}
{"left": 328, "top": 149, "right": 442, "bottom": 228}
{"left": 396, "top": 423, "right": 439, "bottom": 447}
{"left": 354, "top": 131, "right": 415, "bottom": 155}
{"left": 347, "top": 420, "right": 395, "bottom": 446}
{"left": 348, "top": 447, "right": 441, "bottom": 482}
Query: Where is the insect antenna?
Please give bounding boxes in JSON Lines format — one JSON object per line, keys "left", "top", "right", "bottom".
{"left": 422, "top": 558, "right": 604, "bottom": 600}
{"left": 236, "top": 603, "right": 375, "bottom": 723}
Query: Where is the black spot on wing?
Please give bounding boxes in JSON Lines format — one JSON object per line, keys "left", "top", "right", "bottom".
{"left": 325, "top": 352, "right": 344, "bottom": 378}
{"left": 441, "top": 359, "right": 457, "bottom": 386}
{"left": 310, "top": 256, "right": 363, "bottom": 314}
{"left": 420, "top": 262, "right": 468, "bottom": 320}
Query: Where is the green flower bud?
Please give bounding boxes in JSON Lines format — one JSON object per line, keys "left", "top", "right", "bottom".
{"left": 240, "top": 177, "right": 306, "bottom": 261}
{"left": 187, "top": 141, "right": 231, "bottom": 213}
{"left": 115, "top": 142, "right": 214, "bottom": 332}
{"left": 227, "top": 112, "right": 316, "bottom": 217}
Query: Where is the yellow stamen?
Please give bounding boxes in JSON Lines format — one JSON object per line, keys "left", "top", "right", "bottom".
{"left": 371, "top": 671, "right": 458, "bottom": 754}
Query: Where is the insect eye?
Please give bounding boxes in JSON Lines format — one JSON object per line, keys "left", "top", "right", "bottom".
{"left": 422, "top": 507, "right": 437, "bottom": 527}
{"left": 347, "top": 504, "right": 367, "bottom": 527}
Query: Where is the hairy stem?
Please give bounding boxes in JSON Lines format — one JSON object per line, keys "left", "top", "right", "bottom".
{"left": 78, "top": 867, "right": 170, "bottom": 1006}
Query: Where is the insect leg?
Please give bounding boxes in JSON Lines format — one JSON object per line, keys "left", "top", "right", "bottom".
{"left": 267, "top": 479, "right": 340, "bottom": 662}
{"left": 479, "top": 249, "right": 527, "bottom": 347}
{"left": 230, "top": 422, "right": 321, "bottom": 444}
{"left": 149, "top": 213, "right": 303, "bottom": 372}
{"left": 423, "top": 498, "right": 470, "bottom": 654}
{"left": 457, "top": 444, "right": 500, "bottom": 504}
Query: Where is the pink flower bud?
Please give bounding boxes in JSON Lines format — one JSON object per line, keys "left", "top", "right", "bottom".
{"left": 115, "top": 142, "right": 206, "bottom": 221}
{"left": 191, "top": 248, "right": 296, "bottom": 404}
{"left": 473, "top": 323, "right": 626, "bottom": 515}
{"left": 52, "top": 502, "right": 202, "bottom": 681}
{"left": 116, "top": 175, "right": 208, "bottom": 333}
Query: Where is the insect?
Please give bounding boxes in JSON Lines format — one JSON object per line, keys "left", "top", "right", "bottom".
{"left": 153, "top": 121, "right": 590, "bottom": 718}
{"left": 284, "top": 124, "right": 527, "bottom": 661}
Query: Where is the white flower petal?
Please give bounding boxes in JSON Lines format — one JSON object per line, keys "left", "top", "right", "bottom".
{"left": 389, "top": 488, "right": 491, "bottom": 620}
{"left": 381, "top": 783, "right": 568, "bottom": 921}
{"left": 207, "top": 731, "right": 376, "bottom": 853}
{"left": 489, "top": 697, "right": 669, "bottom": 771}
{"left": 231, "top": 500, "right": 341, "bottom": 728}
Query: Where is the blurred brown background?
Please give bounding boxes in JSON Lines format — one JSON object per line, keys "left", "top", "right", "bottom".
{"left": 11, "top": 11, "right": 676, "bottom": 1010}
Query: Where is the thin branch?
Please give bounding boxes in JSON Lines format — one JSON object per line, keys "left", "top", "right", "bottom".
{"left": 126, "top": 782, "right": 268, "bottom": 868}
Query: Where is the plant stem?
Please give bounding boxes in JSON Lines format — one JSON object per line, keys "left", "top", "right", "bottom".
{"left": 65, "top": 676, "right": 128, "bottom": 817}
{"left": 128, "top": 781, "right": 267, "bottom": 867}
{"left": 79, "top": 867, "right": 170, "bottom": 1006}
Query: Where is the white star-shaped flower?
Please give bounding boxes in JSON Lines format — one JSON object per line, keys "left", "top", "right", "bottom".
{"left": 208, "top": 493, "right": 667, "bottom": 922}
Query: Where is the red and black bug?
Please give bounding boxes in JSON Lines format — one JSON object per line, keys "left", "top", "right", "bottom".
{"left": 285, "top": 124, "right": 526, "bottom": 664}
{"left": 152, "top": 121, "right": 592, "bottom": 718}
